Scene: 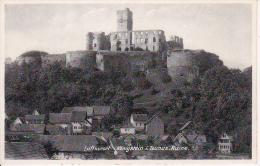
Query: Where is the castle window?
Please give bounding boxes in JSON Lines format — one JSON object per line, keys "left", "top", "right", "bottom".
{"left": 159, "top": 31, "right": 162, "bottom": 34}
{"left": 153, "top": 37, "right": 156, "bottom": 42}
{"left": 141, "top": 32, "right": 143, "bottom": 35}
{"left": 125, "top": 32, "right": 128, "bottom": 37}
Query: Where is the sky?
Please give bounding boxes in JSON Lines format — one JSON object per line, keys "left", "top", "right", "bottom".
{"left": 5, "top": 3, "right": 253, "bottom": 69}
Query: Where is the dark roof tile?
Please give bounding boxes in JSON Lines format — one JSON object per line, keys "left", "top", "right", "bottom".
{"left": 49, "top": 113, "right": 71, "bottom": 124}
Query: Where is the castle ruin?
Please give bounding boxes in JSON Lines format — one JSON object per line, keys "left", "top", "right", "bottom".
{"left": 16, "top": 8, "right": 222, "bottom": 84}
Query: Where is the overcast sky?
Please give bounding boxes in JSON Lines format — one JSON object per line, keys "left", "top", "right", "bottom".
{"left": 5, "top": 3, "right": 252, "bottom": 69}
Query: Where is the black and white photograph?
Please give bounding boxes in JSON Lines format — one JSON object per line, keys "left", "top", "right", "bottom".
{"left": 1, "top": 0, "right": 258, "bottom": 164}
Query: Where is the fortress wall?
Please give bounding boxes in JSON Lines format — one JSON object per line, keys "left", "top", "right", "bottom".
{"left": 17, "top": 56, "right": 39, "bottom": 65}
{"left": 167, "top": 50, "right": 195, "bottom": 67}
{"left": 168, "top": 66, "right": 199, "bottom": 83}
{"left": 66, "top": 50, "right": 97, "bottom": 70}
{"left": 96, "top": 51, "right": 131, "bottom": 73}
{"left": 41, "top": 54, "right": 66, "bottom": 68}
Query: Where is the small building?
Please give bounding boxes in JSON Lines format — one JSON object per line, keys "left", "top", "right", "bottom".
{"left": 41, "top": 135, "right": 108, "bottom": 160}
{"left": 218, "top": 132, "right": 233, "bottom": 154}
{"left": 48, "top": 113, "right": 72, "bottom": 134}
{"left": 130, "top": 114, "right": 148, "bottom": 131}
{"left": 179, "top": 121, "right": 199, "bottom": 135}
{"left": 120, "top": 121, "right": 135, "bottom": 135}
{"left": 93, "top": 106, "right": 111, "bottom": 120}
{"left": 144, "top": 115, "right": 164, "bottom": 136}
{"left": 70, "top": 110, "right": 88, "bottom": 134}
{"left": 25, "top": 114, "right": 45, "bottom": 124}
{"left": 45, "top": 125, "right": 67, "bottom": 135}
{"left": 10, "top": 117, "right": 25, "bottom": 131}
{"left": 174, "top": 133, "right": 188, "bottom": 145}
{"left": 20, "top": 124, "right": 45, "bottom": 135}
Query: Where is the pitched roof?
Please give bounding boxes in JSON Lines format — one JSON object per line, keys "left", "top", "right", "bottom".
{"left": 49, "top": 113, "right": 71, "bottom": 124}
{"left": 132, "top": 114, "right": 148, "bottom": 122}
{"left": 41, "top": 135, "right": 106, "bottom": 152}
{"left": 5, "top": 142, "right": 48, "bottom": 159}
{"left": 46, "top": 125, "right": 66, "bottom": 135}
{"left": 174, "top": 133, "right": 187, "bottom": 142}
{"left": 62, "top": 106, "right": 94, "bottom": 116}
{"left": 179, "top": 121, "right": 194, "bottom": 131}
{"left": 92, "top": 132, "right": 113, "bottom": 140}
{"left": 70, "top": 111, "right": 87, "bottom": 122}
{"left": 13, "top": 117, "right": 25, "bottom": 124}
{"left": 144, "top": 115, "right": 162, "bottom": 125}
{"left": 20, "top": 124, "right": 45, "bottom": 134}
{"left": 93, "top": 106, "right": 111, "bottom": 116}
{"left": 121, "top": 121, "right": 135, "bottom": 129}
{"left": 32, "top": 110, "right": 40, "bottom": 115}
{"left": 186, "top": 135, "right": 198, "bottom": 142}
{"left": 25, "top": 115, "right": 45, "bottom": 122}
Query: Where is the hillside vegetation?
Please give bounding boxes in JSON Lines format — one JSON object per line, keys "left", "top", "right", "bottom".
{"left": 5, "top": 51, "right": 252, "bottom": 154}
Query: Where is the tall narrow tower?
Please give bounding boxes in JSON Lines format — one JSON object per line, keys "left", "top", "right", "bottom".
{"left": 117, "top": 8, "right": 133, "bottom": 32}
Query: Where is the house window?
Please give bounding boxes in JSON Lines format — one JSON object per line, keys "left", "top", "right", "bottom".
{"left": 78, "top": 126, "right": 82, "bottom": 129}
{"left": 140, "top": 123, "right": 142, "bottom": 126}
{"left": 119, "top": 33, "right": 121, "bottom": 37}
{"left": 154, "top": 31, "right": 156, "bottom": 34}
{"left": 94, "top": 43, "right": 97, "bottom": 47}
{"left": 125, "top": 32, "right": 128, "bottom": 37}
{"left": 159, "top": 39, "right": 161, "bottom": 42}
{"left": 136, "top": 123, "right": 137, "bottom": 126}
{"left": 126, "top": 39, "right": 128, "bottom": 44}
{"left": 146, "top": 31, "right": 148, "bottom": 35}
{"left": 136, "top": 39, "right": 139, "bottom": 43}
{"left": 153, "top": 37, "right": 156, "bottom": 42}
{"left": 74, "top": 126, "right": 77, "bottom": 129}
{"left": 153, "top": 46, "right": 155, "bottom": 50}
{"left": 145, "top": 38, "right": 148, "bottom": 43}
{"left": 141, "top": 32, "right": 143, "bottom": 35}
{"left": 159, "top": 31, "right": 162, "bottom": 34}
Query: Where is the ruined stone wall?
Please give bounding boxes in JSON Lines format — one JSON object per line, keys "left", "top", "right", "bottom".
{"left": 66, "top": 50, "right": 97, "bottom": 70}
{"left": 132, "top": 30, "right": 166, "bottom": 52}
{"left": 41, "top": 54, "right": 66, "bottom": 68}
{"left": 96, "top": 51, "right": 164, "bottom": 73}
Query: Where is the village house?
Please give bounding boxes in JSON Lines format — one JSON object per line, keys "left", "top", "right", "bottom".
{"left": 20, "top": 124, "right": 45, "bottom": 135}
{"left": 218, "top": 132, "right": 233, "bottom": 154}
{"left": 25, "top": 113, "right": 45, "bottom": 124}
{"left": 120, "top": 121, "right": 136, "bottom": 135}
{"left": 41, "top": 135, "right": 109, "bottom": 160}
{"left": 179, "top": 121, "right": 199, "bottom": 135}
{"left": 10, "top": 117, "right": 25, "bottom": 131}
{"left": 174, "top": 121, "right": 207, "bottom": 151}
{"left": 48, "top": 113, "right": 72, "bottom": 134}
{"left": 70, "top": 111, "right": 88, "bottom": 134}
{"left": 130, "top": 114, "right": 148, "bottom": 131}
{"left": 144, "top": 115, "right": 164, "bottom": 136}
{"left": 45, "top": 125, "right": 67, "bottom": 135}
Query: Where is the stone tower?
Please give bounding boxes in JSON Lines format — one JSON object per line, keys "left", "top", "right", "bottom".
{"left": 117, "top": 8, "right": 133, "bottom": 32}
{"left": 86, "top": 32, "right": 94, "bottom": 50}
